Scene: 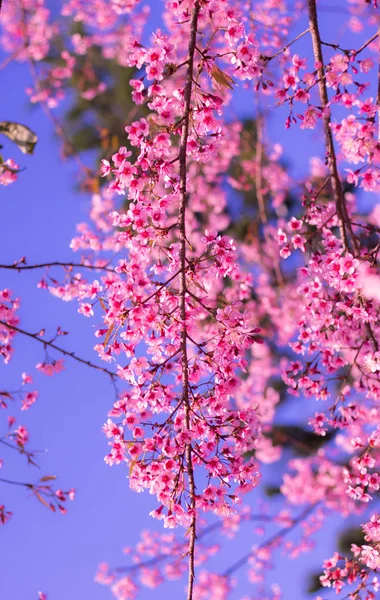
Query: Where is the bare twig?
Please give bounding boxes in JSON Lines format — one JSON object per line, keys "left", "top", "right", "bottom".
{"left": 0, "top": 261, "right": 115, "bottom": 273}
{"left": 0, "top": 476, "right": 32, "bottom": 487}
{"left": 222, "top": 504, "right": 317, "bottom": 577}
{"left": 0, "top": 321, "right": 117, "bottom": 379}
{"left": 263, "top": 28, "right": 310, "bottom": 62}
{"left": 321, "top": 32, "right": 379, "bottom": 56}
{"left": 353, "top": 32, "right": 379, "bottom": 57}
{"left": 0, "top": 47, "right": 23, "bottom": 71}
{"left": 112, "top": 513, "right": 280, "bottom": 575}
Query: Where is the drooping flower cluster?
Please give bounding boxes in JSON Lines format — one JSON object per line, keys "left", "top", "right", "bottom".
{"left": 0, "top": 158, "right": 20, "bottom": 186}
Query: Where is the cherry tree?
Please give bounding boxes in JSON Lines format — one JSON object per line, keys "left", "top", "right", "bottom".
{"left": 0, "top": 0, "right": 380, "bottom": 599}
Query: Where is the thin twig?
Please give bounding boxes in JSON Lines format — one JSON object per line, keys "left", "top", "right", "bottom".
{"left": 112, "top": 514, "right": 280, "bottom": 574}
{"left": 255, "top": 114, "right": 284, "bottom": 286}
{"left": 222, "top": 504, "right": 317, "bottom": 577}
{"left": 0, "top": 321, "right": 117, "bottom": 379}
{"left": 0, "top": 261, "right": 115, "bottom": 273}
{"left": 0, "top": 476, "right": 32, "bottom": 487}
{"left": 0, "top": 47, "right": 23, "bottom": 71}
{"left": 263, "top": 28, "right": 310, "bottom": 62}
{"left": 353, "top": 32, "right": 379, "bottom": 57}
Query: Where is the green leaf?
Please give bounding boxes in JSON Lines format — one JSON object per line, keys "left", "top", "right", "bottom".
{"left": 268, "top": 425, "right": 336, "bottom": 456}
{"left": 338, "top": 526, "right": 364, "bottom": 554}
{"left": 0, "top": 122, "right": 38, "bottom": 154}
{"left": 264, "top": 485, "right": 281, "bottom": 497}
{"left": 307, "top": 571, "right": 323, "bottom": 593}
{"left": 243, "top": 449, "right": 256, "bottom": 460}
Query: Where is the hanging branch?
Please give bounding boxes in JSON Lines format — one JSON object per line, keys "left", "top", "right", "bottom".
{"left": 178, "top": 2, "right": 201, "bottom": 598}
{"left": 376, "top": 27, "right": 380, "bottom": 141}
{"left": 222, "top": 504, "right": 317, "bottom": 577}
{"left": 307, "top": 0, "right": 359, "bottom": 255}
{"left": 307, "top": 5, "right": 380, "bottom": 354}
{"left": 255, "top": 114, "right": 284, "bottom": 286}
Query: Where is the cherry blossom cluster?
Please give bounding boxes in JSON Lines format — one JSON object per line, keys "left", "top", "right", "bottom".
{"left": 0, "top": 286, "right": 77, "bottom": 521}
{"left": 319, "top": 527, "right": 380, "bottom": 597}
{"left": 0, "top": 158, "right": 20, "bottom": 186}
{"left": 0, "top": 288, "right": 19, "bottom": 364}
{"left": 1, "top": 0, "right": 55, "bottom": 63}
{"left": 96, "top": 528, "right": 222, "bottom": 596}
{"left": 90, "top": 72, "right": 264, "bottom": 532}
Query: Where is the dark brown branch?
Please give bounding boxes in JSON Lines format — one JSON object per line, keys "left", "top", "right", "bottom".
{"left": 365, "top": 322, "right": 379, "bottom": 352}
{"left": 0, "top": 261, "right": 115, "bottom": 273}
{"left": 321, "top": 32, "right": 379, "bottom": 56}
{"left": 263, "top": 28, "right": 310, "bottom": 62}
{"left": 307, "top": 9, "right": 380, "bottom": 354}
{"left": 178, "top": 3, "right": 201, "bottom": 599}
{"left": 307, "top": 0, "right": 358, "bottom": 254}
{"left": 376, "top": 27, "right": 380, "bottom": 142}
{"left": 255, "top": 115, "right": 284, "bottom": 286}
{"left": 136, "top": 270, "right": 181, "bottom": 306}
{"left": 353, "top": 32, "right": 379, "bottom": 57}
{"left": 0, "top": 476, "right": 32, "bottom": 487}
{"left": 0, "top": 321, "right": 117, "bottom": 379}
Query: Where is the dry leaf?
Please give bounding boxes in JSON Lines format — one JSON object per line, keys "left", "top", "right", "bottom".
{"left": 104, "top": 323, "right": 115, "bottom": 348}
{"left": 210, "top": 65, "right": 236, "bottom": 91}
{"left": 35, "top": 492, "right": 50, "bottom": 508}
{"left": 0, "top": 121, "right": 38, "bottom": 154}
{"left": 40, "top": 475, "right": 57, "bottom": 482}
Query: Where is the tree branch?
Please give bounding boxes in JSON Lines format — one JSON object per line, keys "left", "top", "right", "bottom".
{"left": 0, "top": 476, "right": 32, "bottom": 487}
{"left": 222, "top": 504, "right": 317, "bottom": 577}
{"left": 263, "top": 28, "right": 310, "bottom": 62}
{"left": 0, "top": 261, "right": 115, "bottom": 273}
{"left": 0, "top": 321, "right": 117, "bottom": 379}
{"left": 178, "top": 2, "right": 201, "bottom": 598}
{"left": 255, "top": 114, "right": 284, "bottom": 286}
{"left": 376, "top": 27, "right": 380, "bottom": 142}
{"left": 307, "top": 0, "right": 358, "bottom": 254}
